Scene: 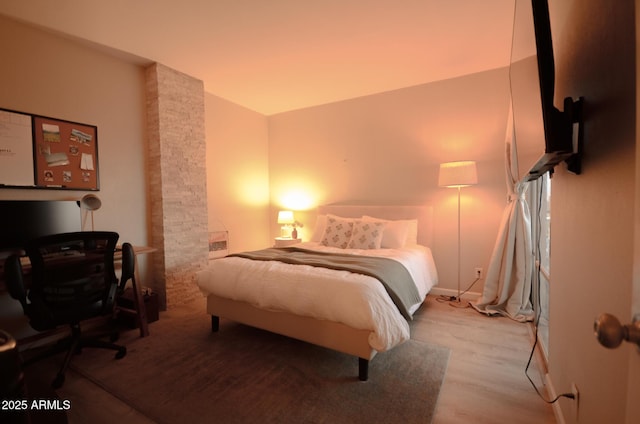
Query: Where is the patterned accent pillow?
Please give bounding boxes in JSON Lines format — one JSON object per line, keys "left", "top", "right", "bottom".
{"left": 347, "top": 220, "right": 386, "bottom": 249}
{"left": 320, "top": 216, "right": 354, "bottom": 248}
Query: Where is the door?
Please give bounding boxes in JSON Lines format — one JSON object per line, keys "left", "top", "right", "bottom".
{"left": 629, "top": 5, "right": 640, "bottom": 417}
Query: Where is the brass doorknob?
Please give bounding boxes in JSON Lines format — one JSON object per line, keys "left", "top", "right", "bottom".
{"left": 594, "top": 313, "right": 640, "bottom": 348}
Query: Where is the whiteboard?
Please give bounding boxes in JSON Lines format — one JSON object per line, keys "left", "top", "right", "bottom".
{"left": 0, "top": 109, "right": 35, "bottom": 187}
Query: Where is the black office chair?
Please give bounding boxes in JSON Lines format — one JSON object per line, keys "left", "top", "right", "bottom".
{"left": 4, "top": 231, "right": 126, "bottom": 389}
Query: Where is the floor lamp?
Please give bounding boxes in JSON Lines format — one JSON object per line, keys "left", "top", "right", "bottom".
{"left": 438, "top": 161, "right": 478, "bottom": 307}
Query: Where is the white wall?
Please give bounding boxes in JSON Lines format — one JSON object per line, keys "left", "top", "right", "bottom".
{"left": 0, "top": 15, "right": 148, "bottom": 246}
{"left": 548, "top": 0, "right": 636, "bottom": 423}
{"left": 267, "top": 68, "right": 511, "bottom": 296}
{"left": 205, "top": 93, "right": 271, "bottom": 253}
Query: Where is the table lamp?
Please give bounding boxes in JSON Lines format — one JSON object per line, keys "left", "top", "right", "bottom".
{"left": 277, "top": 210, "right": 295, "bottom": 238}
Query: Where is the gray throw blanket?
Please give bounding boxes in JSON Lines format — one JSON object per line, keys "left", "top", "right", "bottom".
{"left": 229, "top": 247, "right": 420, "bottom": 321}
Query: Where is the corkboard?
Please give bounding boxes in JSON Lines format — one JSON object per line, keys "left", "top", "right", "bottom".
{"left": 33, "top": 116, "right": 99, "bottom": 190}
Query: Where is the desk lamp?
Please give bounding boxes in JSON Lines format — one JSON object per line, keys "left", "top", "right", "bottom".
{"left": 80, "top": 194, "right": 101, "bottom": 231}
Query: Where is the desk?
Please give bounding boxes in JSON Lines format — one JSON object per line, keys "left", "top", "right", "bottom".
{"left": 115, "top": 245, "right": 156, "bottom": 338}
{"left": 116, "top": 245, "right": 157, "bottom": 259}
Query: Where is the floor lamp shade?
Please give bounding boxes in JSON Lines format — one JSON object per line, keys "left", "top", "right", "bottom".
{"left": 438, "top": 161, "right": 478, "bottom": 188}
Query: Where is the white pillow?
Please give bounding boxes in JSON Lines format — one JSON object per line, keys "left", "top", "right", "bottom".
{"left": 320, "top": 215, "right": 354, "bottom": 248}
{"left": 311, "top": 214, "right": 328, "bottom": 242}
{"left": 361, "top": 216, "right": 418, "bottom": 247}
{"left": 405, "top": 219, "right": 419, "bottom": 245}
{"left": 347, "top": 220, "right": 386, "bottom": 249}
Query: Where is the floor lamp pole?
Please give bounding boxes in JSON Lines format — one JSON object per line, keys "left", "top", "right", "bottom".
{"left": 458, "top": 186, "right": 461, "bottom": 298}
{"left": 451, "top": 186, "right": 466, "bottom": 307}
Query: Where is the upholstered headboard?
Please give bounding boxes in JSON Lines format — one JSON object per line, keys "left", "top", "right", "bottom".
{"left": 317, "top": 205, "right": 434, "bottom": 247}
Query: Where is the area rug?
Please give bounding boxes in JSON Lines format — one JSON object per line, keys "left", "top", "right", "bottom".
{"left": 70, "top": 301, "right": 450, "bottom": 424}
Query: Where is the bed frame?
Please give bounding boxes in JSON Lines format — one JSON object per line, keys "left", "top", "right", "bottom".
{"left": 206, "top": 204, "right": 433, "bottom": 381}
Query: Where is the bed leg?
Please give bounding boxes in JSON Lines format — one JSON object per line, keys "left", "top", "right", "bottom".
{"left": 211, "top": 315, "right": 219, "bottom": 332}
{"left": 358, "top": 358, "right": 369, "bottom": 381}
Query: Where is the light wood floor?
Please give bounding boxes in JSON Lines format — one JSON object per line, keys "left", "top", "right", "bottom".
{"left": 416, "top": 297, "right": 556, "bottom": 424}
{"left": 23, "top": 295, "right": 556, "bottom": 424}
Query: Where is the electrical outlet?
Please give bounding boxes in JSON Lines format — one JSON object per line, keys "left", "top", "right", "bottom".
{"left": 475, "top": 267, "right": 483, "bottom": 279}
{"left": 571, "top": 382, "right": 580, "bottom": 420}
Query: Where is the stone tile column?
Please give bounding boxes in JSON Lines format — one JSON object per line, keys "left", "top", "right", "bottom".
{"left": 145, "top": 63, "right": 209, "bottom": 309}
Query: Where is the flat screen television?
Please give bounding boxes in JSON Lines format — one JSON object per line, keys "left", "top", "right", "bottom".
{"left": 510, "top": 0, "right": 582, "bottom": 181}
{"left": 0, "top": 200, "right": 81, "bottom": 252}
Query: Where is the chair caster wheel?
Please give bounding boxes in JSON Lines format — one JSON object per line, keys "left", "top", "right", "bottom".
{"left": 115, "top": 347, "right": 127, "bottom": 359}
{"left": 52, "top": 374, "right": 65, "bottom": 389}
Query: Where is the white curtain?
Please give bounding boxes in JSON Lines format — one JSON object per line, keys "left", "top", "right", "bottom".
{"left": 471, "top": 104, "right": 535, "bottom": 322}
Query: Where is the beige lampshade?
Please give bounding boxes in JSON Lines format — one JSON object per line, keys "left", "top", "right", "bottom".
{"left": 438, "top": 161, "right": 478, "bottom": 188}
{"left": 277, "top": 210, "right": 295, "bottom": 224}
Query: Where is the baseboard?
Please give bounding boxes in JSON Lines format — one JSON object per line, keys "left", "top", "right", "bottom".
{"left": 429, "top": 287, "right": 481, "bottom": 301}
{"left": 526, "top": 322, "right": 566, "bottom": 424}
{"left": 545, "top": 373, "right": 566, "bottom": 424}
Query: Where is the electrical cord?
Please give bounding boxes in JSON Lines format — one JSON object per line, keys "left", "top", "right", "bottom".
{"left": 436, "top": 277, "right": 481, "bottom": 304}
{"left": 525, "top": 313, "right": 574, "bottom": 403}
{"left": 458, "top": 277, "right": 481, "bottom": 298}
{"left": 525, "top": 176, "right": 575, "bottom": 404}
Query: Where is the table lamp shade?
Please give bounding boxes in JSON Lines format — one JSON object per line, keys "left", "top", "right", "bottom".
{"left": 277, "top": 210, "right": 295, "bottom": 225}
{"left": 438, "top": 161, "right": 478, "bottom": 188}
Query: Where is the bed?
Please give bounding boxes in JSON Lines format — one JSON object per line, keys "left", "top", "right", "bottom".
{"left": 196, "top": 205, "right": 438, "bottom": 380}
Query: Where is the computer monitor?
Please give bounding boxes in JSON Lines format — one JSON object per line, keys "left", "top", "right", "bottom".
{"left": 0, "top": 200, "right": 81, "bottom": 252}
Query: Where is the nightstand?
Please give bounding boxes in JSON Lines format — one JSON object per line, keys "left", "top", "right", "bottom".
{"left": 274, "top": 237, "right": 301, "bottom": 247}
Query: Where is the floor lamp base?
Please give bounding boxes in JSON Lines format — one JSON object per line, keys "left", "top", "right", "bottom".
{"left": 448, "top": 297, "right": 469, "bottom": 308}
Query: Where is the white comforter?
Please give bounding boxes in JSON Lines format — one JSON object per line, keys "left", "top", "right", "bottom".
{"left": 196, "top": 242, "right": 438, "bottom": 352}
